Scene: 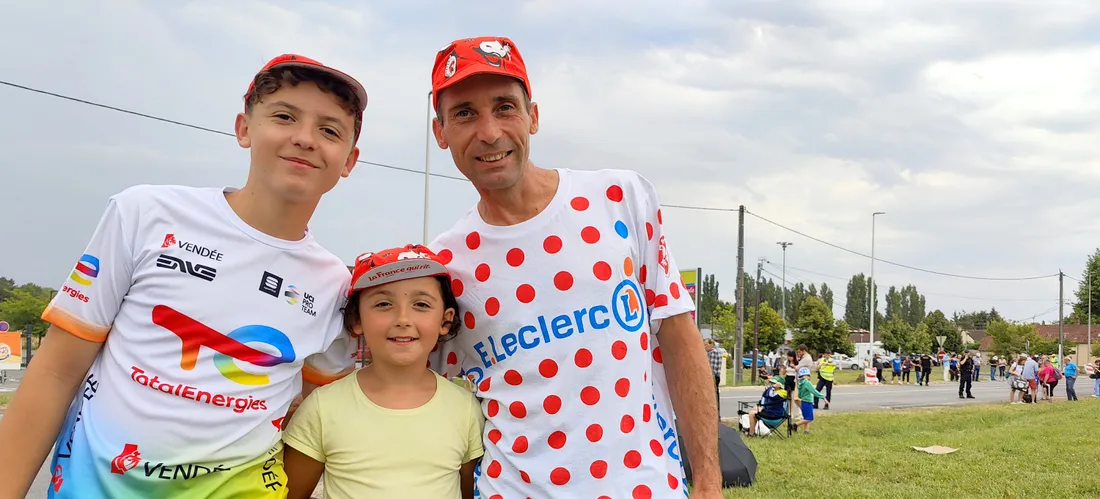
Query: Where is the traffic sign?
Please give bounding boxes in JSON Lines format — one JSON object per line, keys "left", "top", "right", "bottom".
{"left": 0, "top": 321, "right": 8, "bottom": 332}
{"left": 935, "top": 335, "right": 946, "bottom": 347}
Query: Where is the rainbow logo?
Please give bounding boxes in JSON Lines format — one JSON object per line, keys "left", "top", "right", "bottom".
{"left": 284, "top": 285, "right": 300, "bottom": 305}
{"left": 71, "top": 254, "right": 100, "bottom": 286}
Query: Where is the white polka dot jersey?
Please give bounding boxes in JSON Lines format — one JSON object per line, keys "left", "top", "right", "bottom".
{"left": 428, "top": 168, "right": 696, "bottom": 499}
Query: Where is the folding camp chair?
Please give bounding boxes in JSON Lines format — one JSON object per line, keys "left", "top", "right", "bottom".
{"left": 736, "top": 400, "right": 792, "bottom": 438}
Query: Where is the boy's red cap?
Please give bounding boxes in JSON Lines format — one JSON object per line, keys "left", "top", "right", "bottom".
{"left": 245, "top": 54, "right": 368, "bottom": 114}
{"left": 431, "top": 37, "right": 531, "bottom": 110}
{"left": 349, "top": 244, "right": 450, "bottom": 298}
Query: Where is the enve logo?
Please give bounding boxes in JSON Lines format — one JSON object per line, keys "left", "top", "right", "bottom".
{"left": 612, "top": 279, "right": 645, "bottom": 332}
{"left": 152, "top": 305, "right": 296, "bottom": 386}
{"left": 70, "top": 254, "right": 100, "bottom": 286}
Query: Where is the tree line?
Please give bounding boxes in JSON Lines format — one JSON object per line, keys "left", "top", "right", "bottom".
{"left": 0, "top": 277, "right": 55, "bottom": 336}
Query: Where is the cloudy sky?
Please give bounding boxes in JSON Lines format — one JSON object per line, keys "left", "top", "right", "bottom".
{"left": 2, "top": 0, "right": 1098, "bottom": 324}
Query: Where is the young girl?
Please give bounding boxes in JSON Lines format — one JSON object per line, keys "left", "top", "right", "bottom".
{"left": 283, "top": 244, "right": 483, "bottom": 499}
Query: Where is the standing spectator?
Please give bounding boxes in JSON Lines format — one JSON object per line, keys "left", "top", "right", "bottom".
{"left": 814, "top": 352, "right": 837, "bottom": 410}
{"left": 793, "top": 368, "right": 828, "bottom": 434}
{"left": 949, "top": 354, "right": 959, "bottom": 382}
{"left": 1091, "top": 359, "right": 1100, "bottom": 397}
{"left": 783, "top": 350, "right": 798, "bottom": 394}
{"left": 873, "top": 354, "right": 885, "bottom": 384}
{"left": 1038, "top": 359, "right": 1059, "bottom": 404}
{"left": 973, "top": 354, "right": 982, "bottom": 382}
{"left": 901, "top": 356, "right": 913, "bottom": 385}
{"left": 1007, "top": 356, "right": 1028, "bottom": 404}
{"left": 1022, "top": 355, "right": 1040, "bottom": 404}
{"left": 920, "top": 354, "right": 933, "bottom": 386}
{"left": 891, "top": 356, "right": 902, "bottom": 384}
{"left": 998, "top": 356, "right": 1008, "bottom": 380}
{"left": 1062, "top": 356, "right": 1078, "bottom": 401}
{"left": 705, "top": 339, "right": 727, "bottom": 417}
{"left": 958, "top": 351, "right": 974, "bottom": 399}
{"left": 990, "top": 355, "right": 998, "bottom": 380}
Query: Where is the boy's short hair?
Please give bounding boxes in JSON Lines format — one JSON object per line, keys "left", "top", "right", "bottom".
{"left": 342, "top": 275, "right": 461, "bottom": 342}
{"left": 245, "top": 65, "right": 364, "bottom": 143}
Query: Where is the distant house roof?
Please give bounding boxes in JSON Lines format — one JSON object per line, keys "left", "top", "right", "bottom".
{"left": 1033, "top": 324, "right": 1100, "bottom": 343}
{"left": 966, "top": 330, "right": 987, "bottom": 343}
{"left": 848, "top": 329, "right": 872, "bottom": 343}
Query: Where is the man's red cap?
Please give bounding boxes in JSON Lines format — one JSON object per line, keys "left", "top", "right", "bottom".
{"left": 245, "top": 54, "right": 368, "bottom": 114}
{"left": 431, "top": 37, "right": 532, "bottom": 110}
{"left": 348, "top": 244, "right": 450, "bottom": 298}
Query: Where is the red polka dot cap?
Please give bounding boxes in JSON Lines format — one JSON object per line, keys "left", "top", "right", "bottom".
{"left": 348, "top": 244, "right": 451, "bottom": 298}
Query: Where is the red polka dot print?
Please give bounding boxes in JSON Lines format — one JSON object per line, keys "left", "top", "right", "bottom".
{"left": 550, "top": 467, "right": 570, "bottom": 486}
{"left": 650, "top": 439, "right": 664, "bottom": 456}
{"left": 593, "top": 261, "right": 612, "bottom": 281}
{"left": 554, "top": 271, "right": 574, "bottom": 291}
{"left": 581, "top": 226, "right": 601, "bottom": 244}
{"left": 543, "top": 395, "right": 562, "bottom": 414}
{"left": 586, "top": 423, "right": 604, "bottom": 442}
{"left": 486, "top": 460, "right": 501, "bottom": 478}
{"left": 645, "top": 289, "right": 656, "bottom": 307}
{"left": 570, "top": 196, "right": 589, "bottom": 211}
{"left": 575, "top": 348, "right": 593, "bottom": 368}
{"left": 607, "top": 185, "right": 624, "bottom": 202}
{"left": 670, "top": 282, "right": 681, "bottom": 299}
{"left": 654, "top": 294, "right": 669, "bottom": 308}
{"left": 463, "top": 312, "right": 476, "bottom": 330}
{"left": 479, "top": 377, "right": 491, "bottom": 392}
{"left": 504, "top": 369, "right": 522, "bottom": 385}
{"left": 646, "top": 222, "right": 654, "bottom": 240}
{"left": 639, "top": 265, "right": 648, "bottom": 284}
{"left": 653, "top": 347, "right": 663, "bottom": 363}
{"left": 643, "top": 403, "right": 652, "bottom": 422}
{"left": 633, "top": 484, "right": 653, "bottom": 499}
{"left": 489, "top": 495, "right": 502, "bottom": 499}
{"left": 466, "top": 232, "right": 481, "bottom": 250}
{"left": 447, "top": 352, "right": 457, "bottom": 365}
{"left": 590, "top": 460, "right": 608, "bottom": 479}
{"left": 437, "top": 248, "right": 453, "bottom": 264}
{"left": 506, "top": 248, "right": 525, "bottom": 267}
{"left": 520, "top": 471, "right": 531, "bottom": 484}
{"left": 640, "top": 332, "right": 649, "bottom": 351}
{"left": 451, "top": 278, "right": 464, "bottom": 297}
{"left": 516, "top": 284, "right": 536, "bottom": 303}
{"left": 621, "top": 414, "right": 635, "bottom": 433}
{"left": 512, "top": 436, "right": 529, "bottom": 453}
{"left": 509, "top": 401, "right": 527, "bottom": 419}
{"left": 539, "top": 359, "right": 558, "bottom": 378}
{"left": 612, "top": 340, "right": 628, "bottom": 360}
{"left": 488, "top": 429, "right": 501, "bottom": 444}
{"left": 487, "top": 400, "right": 499, "bottom": 417}
{"left": 581, "top": 386, "right": 600, "bottom": 405}
{"left": 475, "top": 263, "right": 491, "bottom": 282}
{"left": 548, "top": 430, "right": 567, "bottom": 449}
{"left": 485, "top": 297, "right": 500, "bottom": 316}
{"left": 624, "top": 450, "right": 642, "bottom": 468}
{"left": 615, "top": 378, "right": 630, "bottom": 397}
{"left": 657, "top": 209, "right": 663, "bottom": 224}
{"left": 543, "top": 235, "right": 563, "bottom": 254}
{"left": 668, "top": 474, "right": 679, "bottom": 489}
{"left": 624, "top": 257, "right": 634, "bottom": 278}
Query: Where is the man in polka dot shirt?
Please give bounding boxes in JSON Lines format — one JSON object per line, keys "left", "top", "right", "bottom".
{"left": 426, "top": 36, "right": 722, "bottom": 499}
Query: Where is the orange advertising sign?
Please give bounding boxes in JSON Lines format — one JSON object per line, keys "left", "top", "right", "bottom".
{"left": 0, "top": 332, "right": 22, "bottom": 370}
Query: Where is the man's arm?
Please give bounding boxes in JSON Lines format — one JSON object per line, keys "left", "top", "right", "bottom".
{"left": 0, "top": 325, "right": 102, "bottom": 498}
{"left": 656, "top": 313, "right": 721, "bottom": 496}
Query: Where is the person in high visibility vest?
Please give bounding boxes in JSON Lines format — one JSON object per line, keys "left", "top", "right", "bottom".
{"left": 814, "top": 352, "right": 837, "bottom": 410}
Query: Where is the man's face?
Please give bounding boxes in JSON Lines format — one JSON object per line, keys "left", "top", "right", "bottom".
{"left": 433, "top": 74, "right": 539, "bottom": 192}
{"left": 705, "top": 342, "right": 714, "bottom": 352}
{"left": 235, "top": 81, "right": 360, "bottom": 203}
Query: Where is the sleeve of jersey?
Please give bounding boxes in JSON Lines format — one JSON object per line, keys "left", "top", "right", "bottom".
{"left": 40, "top": 196, "right": 136, "bottom": 343}
{"left": 630, "top": 174, "right": 696, "bottom": 324}
{"left": 303, "top": 294, "right": 357, "bottom": 386}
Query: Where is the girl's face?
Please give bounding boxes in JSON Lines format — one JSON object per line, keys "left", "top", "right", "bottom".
{"left": 352, "top": 277, "right": 455, "bottom": 368}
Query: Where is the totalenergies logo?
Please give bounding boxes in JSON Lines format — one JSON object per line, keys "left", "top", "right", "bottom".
{"left": 152, "top": 305, "right": 296, "bottom": 386}
{"left": 70, "top": 254, "right": 100, "bottom": 286}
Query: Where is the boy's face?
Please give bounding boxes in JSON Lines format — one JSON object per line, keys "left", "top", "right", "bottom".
{"left": 235, "top": 81, "right": 360, "bottom": 203}
{"left": 351, "top": 277, "right": 455, "bottom": 368}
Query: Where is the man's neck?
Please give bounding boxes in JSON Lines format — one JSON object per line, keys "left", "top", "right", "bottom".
{"left": 224, "top": 185, "right": 317, "bottom": 241}
{"left": 476, "top": 164, "right": 559, "bottom": 227}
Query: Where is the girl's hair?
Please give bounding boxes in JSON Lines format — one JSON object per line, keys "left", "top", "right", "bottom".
{"left": 342, "top": 276, "right": 461, "bottom": 342}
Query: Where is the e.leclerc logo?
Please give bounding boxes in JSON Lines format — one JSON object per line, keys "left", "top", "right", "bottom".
{"left": 70, "top": 254, "right": 100, "bottom": 286}
{"left": 466, "top": 277, "right": 646, "bottom": 384}
{"left": 151, "top": 305, "right": 296, "bottom": 386}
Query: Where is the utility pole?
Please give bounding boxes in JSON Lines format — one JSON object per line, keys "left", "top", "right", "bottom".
{"left": 869, "top": 211, "right": 885, "bottom": 347}
{"left": 1089, "top": 267, "right": 1092, "bottom": 363}
{"left": 1059, "top": 270, "right": 1064, "bottom": 361}
{"left": 752, "top": 258, "right": 764, "bottom": 385}
{"left": 734, "top": 206, "right": 746, "bottom": 384}
{"left": 422, "top": 90, "right": 433, "bottom": 245}
{"left": 776, "top": 242, "right": 793, "bottom": 330}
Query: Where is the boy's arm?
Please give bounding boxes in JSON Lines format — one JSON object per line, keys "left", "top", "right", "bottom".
{"left": 460, "top": 460, "right": 479, "bottom": 499}
{"left": 0, "top": 325, "right": 102, "bottom": 497}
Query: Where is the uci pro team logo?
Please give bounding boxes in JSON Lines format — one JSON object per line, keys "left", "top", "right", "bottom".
{"left": 152, "top": 305, "right": 296, "bottom": 386}
{"left": 612, "top": 279, "right": 645, "bottom": 332}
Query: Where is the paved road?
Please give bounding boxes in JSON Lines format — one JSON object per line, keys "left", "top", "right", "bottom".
{"left": 720, "top": 377, "right": 1022, "bottom": 418}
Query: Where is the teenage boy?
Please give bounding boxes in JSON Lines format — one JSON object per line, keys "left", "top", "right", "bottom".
{"left": 0, "top": 54, "right": 366, "bottom": 498}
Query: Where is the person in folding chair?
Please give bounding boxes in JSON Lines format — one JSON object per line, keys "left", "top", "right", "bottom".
{"left": 742, "top": 376, "right": 789, "bottom": 437}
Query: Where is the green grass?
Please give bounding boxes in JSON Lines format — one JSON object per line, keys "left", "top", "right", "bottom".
{"left": 0, "top": 392, "right": 10, "bottom": 409}
{"left": 722, "top": 399, "right": 1100, "bottom": 498}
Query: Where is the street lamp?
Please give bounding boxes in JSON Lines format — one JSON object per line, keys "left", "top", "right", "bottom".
{"left": 869, "top": 212, "right": 885, "bottom": 348}
{"left": 776, "top": 242, "right": 793, "bottom": 332}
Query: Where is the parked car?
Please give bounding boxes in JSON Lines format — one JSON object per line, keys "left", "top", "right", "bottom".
{"left": 742, "top": 354, "right": 768, "bottom": 369}
{"left": 831, "top": 354, "right": 862, "bottom": 370}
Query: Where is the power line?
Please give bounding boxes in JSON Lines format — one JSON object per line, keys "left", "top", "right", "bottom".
{"left": 745, "top": 209, "right": 1058, "bottom": 281}
{"left": 0, "top": 79, "right": 741, "bottom": 212}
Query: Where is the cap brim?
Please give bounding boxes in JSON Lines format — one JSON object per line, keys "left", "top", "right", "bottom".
{"left": 433, "top": 64, "right": 530, "bottom": 107}
{"left": 351, "top": 260, "right": 448, "bottom": 294}
{"left": 272, "top": 61, "right": 368, "bottom": 113}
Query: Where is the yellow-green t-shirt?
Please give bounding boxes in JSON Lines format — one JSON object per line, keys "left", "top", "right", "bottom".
{"left": 282, "top": 370, "right": 485, "bottom": 499}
